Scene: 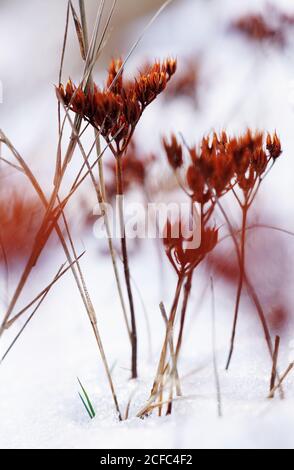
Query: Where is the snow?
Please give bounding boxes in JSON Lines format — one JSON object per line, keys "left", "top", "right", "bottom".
{"left": 1, "top": 0, "right": 294, "bottom": 449}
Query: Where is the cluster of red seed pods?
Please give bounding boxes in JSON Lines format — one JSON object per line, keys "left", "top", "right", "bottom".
{"left": 58, "top": 58, "right": 177, "bottom": 153}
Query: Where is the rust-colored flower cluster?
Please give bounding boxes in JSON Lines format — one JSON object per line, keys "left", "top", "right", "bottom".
{"left": 0, "top": 191, "right": 48, "bottom": 267}
{"left": 231, "top": 13, "right": 284, "bottom": 46}
{"left": 163, "top": 220, "right": 218, "bottom": 275}
{"left": 163, "top": 134, "right": 183, "bottom": 170}
{"left": 163, "top": 130, "right": 282, "bottom": 203}
{"left": 58, "top": 58, "right": 177, "bottom": 153}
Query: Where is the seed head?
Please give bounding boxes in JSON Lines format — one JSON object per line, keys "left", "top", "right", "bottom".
{"left": 58, "top": 57, "right": 177, "bottom": 153}
{"left": 107, "top": 58, "right": 123, "bottom": 94}
{"left": 163, "top": 134, "right": 183, "bottom": 170}
{"left": 164, "top": 219, "right": 218, "bottom": 274}
{"left": 266, "top": 132, "right": 282, "bottom": 160}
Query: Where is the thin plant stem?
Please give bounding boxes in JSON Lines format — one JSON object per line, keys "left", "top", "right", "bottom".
{"left": 268, "top": 362, "right": 294, "bottom": 399}
{"left": 175, "top": 272, "right": 193, "bottom": 360}
{"left": 0, "top": 262, "right": 76, "bottom": 363}
{"left": 212, "top": 192, "right": 274, "bottom": 361}
{"left": 116, "top": 152, "right": 138, "bottom": 378}
{"left": 226, "top": 203, "right": 248, "bottom": 370}
{"left": 159, "top": 302, "right": 182, "bottom": 397}
{"left": 211, "top": 277, "right": 222, "bottom": 418}
{"left": 137, "top": 275, "right": 184, "bottom": 417}
{"left": 78, "top": 1, "right": 131, "bottom": 341}
{"left": 269, "top": 335, "right": 280, "bottom": 398}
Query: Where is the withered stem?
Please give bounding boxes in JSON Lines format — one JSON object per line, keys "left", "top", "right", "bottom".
{"left": 78, "top": 1, "right": 131, "bottom": 341}
{"left": 269, "top": 335, "right": 280, "bottom": 397}
{"left": 116, "top": 152, "right": 138, "bottom": 379}
{"left": 138, "top": 275, "right": 184, "bottom": 417}
{"left": 226, "top": 204, "right": 248, "bottom": 370}
{"left": 176, "top": 272, "right": 193, "bottom": 360}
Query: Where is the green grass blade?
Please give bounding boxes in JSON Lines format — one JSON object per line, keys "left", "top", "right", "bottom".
{"left": 77, "top": 377, "right": 96, "bottom": 418}
{"left": 78, "top": 392, "right": 94, "bottom": 419}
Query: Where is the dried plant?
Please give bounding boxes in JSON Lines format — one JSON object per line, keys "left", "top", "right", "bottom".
{"left": 58, "top": 57, "right": 177, "bottom": 378}
{"left": 138, "top": 128, "right": 283, "bottom": 416}
{"left": 231, "top": 13, "right": 284, "bottom": 46}
{"left": 178, "top": 130, "right": 282, "bottom": 368}
{"left": 1, "top": 0, "right": 292, "bottom": 430}
{"left": 231, "top": 4, "right": 294, "bottom": 48}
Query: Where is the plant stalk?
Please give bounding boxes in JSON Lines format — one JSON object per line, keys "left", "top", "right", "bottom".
{"left": 116, "top": 152, "right": 138, "bottom": 378}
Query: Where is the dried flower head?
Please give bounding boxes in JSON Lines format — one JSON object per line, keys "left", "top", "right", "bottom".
{"left": 58, "top": 58, "right": 177, "bottom": 154}
{"left": 231, "top": 14, "right": 284, "bottom": 46}
{"left": 163, "top": 219, "right": 218, "bottom": 275}
{"left": 266, "top": 132, "right": 282, "bottom": 161}
{"left": 184, "top": 130, "right": 282, "bottom": 201}
{"left": 107, "top": 58, "right": 123, "bottom": 94}
{"left": 186, "top": 132, "right": 235, "bottom": 203}
{"left": 163, "top": 134, "right": 183, "bottom": 170}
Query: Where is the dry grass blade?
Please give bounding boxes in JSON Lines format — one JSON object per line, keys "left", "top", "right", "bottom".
{"left": 82, "top": 0, "right": 113, "bottom": 87}
{"left": 56, "top": 1, "right": 70, "bottom": 182}
{"left": 0, "top": 128, "right": 101, "bottom": 327}
{"left": 0, "top": 232, "right": 9, "bottom": 307}
{"left": 218, "top": 224, "right": 294, "bottom": 246}
{"left": 78, "top": 0, "right": 131, "bottom": 341}
{"left": 136, "top": 278, "right": 184, "bottom": 418}
{"left": 159, "top": 301, "right": 182, "bottom": 397}
{"left": 108, "top": 0, "right": 175, "bottom": 92}
{"left": 119, "top": 2, "right": 172, "bottom": 82}
{"left": 63, "top": 0, "right": 122, "bottom": 420}
{"left": 0, "top": 0, "right": 125, "bottom": 419}
{"left": 58, "top": 1, "right": 70, "bottom": 87}
{"left": 211, "top": 189, "right": 274, "bottom": 360}
{"left": 268, "top": 362, "right": 294, "bottom": 399}
{"left": 70, "top": 1, "right": 86, "bottom": 60}
{"left": 83, "top": 0, "right": 105, "bottom": 69}
{"left": 269, "top": 336, "right": 280, "bottom": 398}
{"left": 0, "top": 128, "right": 122, "bottom": 418}
{"left": 5, "top": 252, "right": 85, "bottom": 330}
{"left": 137, "top": 363, "right": 193, "bottom": 418}
{"left": 145, "top": 393, "right": 200, "bottom": 413}
{"left": 211, "top": 190, "right": 284, "bottom": 397}
{"left": 0, "top": 157, "right": 24, "bottom": 173}
{"left": 130, "top": 274, "right": 153, "bottom": 361}
{"left": 124, "top": 388, "right": 138, "bottom": 420}
{"left": 210, "top": 277, "right": 222, "bottom": 418}
{"left": 60, "top": 126, "right": 125, "bottom": 206}
{"left": 0, "top": 260, "right": 81, "bottom": 364}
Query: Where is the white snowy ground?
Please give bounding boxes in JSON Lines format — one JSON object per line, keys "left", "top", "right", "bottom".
{"left": 1, "top": 0, "right": 294, "bottom": 449}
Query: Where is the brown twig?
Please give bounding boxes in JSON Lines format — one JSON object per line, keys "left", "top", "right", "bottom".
{"left": 116, "top": 152, "right": 138, "bottom": 378}
{"left": 268, "top": 362, "right": 294, "bottom": 399}
{"left": 269, "top": 335, "right": 281, "bottom": 398}
{"left": 226, "top": 202, "right": 248, "bottom": 370}
{"left": 78, "top": 0, "right": 131, "bottom": 342}
{"left": 211, "top": 277, "right": 222, "bottom": 418}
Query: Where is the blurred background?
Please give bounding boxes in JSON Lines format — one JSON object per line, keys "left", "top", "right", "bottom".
{"left": 1, "top": 0, "right": 294, "bottom": 330}
{"left": 2, "top": 0, "right": 294, "bottom": 339}
{"left": 1, "top": 0, "right": 294, "bottom": 448}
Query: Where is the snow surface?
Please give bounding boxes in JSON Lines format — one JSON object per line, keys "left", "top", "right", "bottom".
{"left": 1, "top": 0, "right": 294, "bottom": 449}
